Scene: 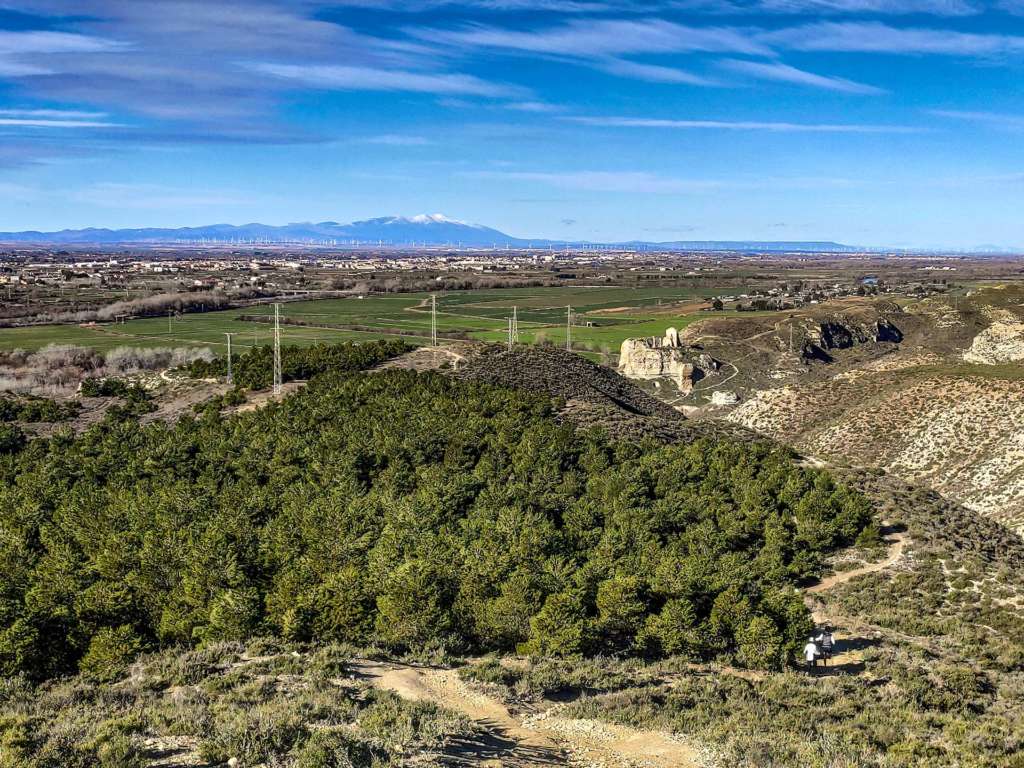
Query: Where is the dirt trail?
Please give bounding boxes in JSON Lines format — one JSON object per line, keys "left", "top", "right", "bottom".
{"left": 229, "top": 382, "right": 304, "bottom": 413}
{"left": 351, "top": 661, "right": 697, "bottom": 768}
{"left": 803, "top": 525, "right": 908, "bottom": 673}
{"left": 375, "top": 345, "right": 471, "bottom": 372}
{"left": 807, "top": 527, "right": 908, "bottom": 595}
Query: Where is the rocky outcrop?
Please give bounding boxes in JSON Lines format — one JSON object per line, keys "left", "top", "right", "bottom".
{"left": 964, "top": 321, "right": 1024, "bottom": 365}
{"left": 618, "top": 328, "right": 720, "bottom": 392}
{"left": 618, "top": 338, "right": 696, "bottom": 391}
{"left": 801, "top": 318, "right": 903, "bottom": 363}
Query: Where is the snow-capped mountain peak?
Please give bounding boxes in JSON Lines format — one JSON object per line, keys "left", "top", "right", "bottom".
{"left": 409, "top": 213, "right": 466, "bottom": 225}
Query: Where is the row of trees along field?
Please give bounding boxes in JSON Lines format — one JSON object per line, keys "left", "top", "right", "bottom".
{"left": 0, "top": 340, "right": 874, "bottom": 682}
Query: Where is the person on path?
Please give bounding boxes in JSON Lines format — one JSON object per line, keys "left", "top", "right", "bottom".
{"left": 816, "top": 627, "right": 836, "bottom": 666}
{"left": 803, "top": 637, "right": 820, "bottom": 673}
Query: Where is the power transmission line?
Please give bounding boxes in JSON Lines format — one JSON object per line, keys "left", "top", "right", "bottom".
{"left": 225, "top": 333, "right": 234, "bottom": 386}
{"left": 431, "top": 294, "right": 438, "bottom": 347}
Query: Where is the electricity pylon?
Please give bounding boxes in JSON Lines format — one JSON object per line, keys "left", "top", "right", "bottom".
{"left": 566, "top": 305, "right": 572, "bottom": 351}
{"left": 431, "top": 295, "right": 438, "bottom": 346}
{"left": 272, "top": 304, "right": 282, "bottom": 395}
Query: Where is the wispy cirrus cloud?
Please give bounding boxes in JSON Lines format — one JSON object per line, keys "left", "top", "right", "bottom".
{"left": 0, "top": 108, "right": 108, "bottom": 119}
{"left": 410, "top": 18, "right": 769, "bottom": 57}
{"left": 928, "top": 109, "right": 1024, "bottom": 128}
{"left": 761, "top": 21, "right": 1024, "bottom": 56}
{"left": 564, "top": 115, "right": 919, "bottom": 132}
{"left": 407, "top": 18, "right": 764, "bottom": 87}
{"left": 251, "top": 63, "right": 525, "bottom": 97}
{"left": 0, "top": 118, "right": 121, "bottom": 128}
{"left": 464, "top": 169, "right": 726, "bottom": 192}
{"left": 0, "top": 29, "right": 123, "bottom": 55}
{"left": 317, "top": 0, "right": 983, "bottom": 14}
{"left": 0, "top": 0, "right": 506, "bottom": 140}
{"left": 705, "top": 0, "right": 981, "bottom": 15}
{"left": 503, "top": 100, "right": 564, "bottom": 112}
{"left": 465, "top": 168, "right": 862, "bottom": 192}
{"left": 361, "top": 134, "right": 436, "bottom": 145}
{"left": 720, "top": 58, "right": 886, "bottom": 94}
{"left": 594, "top": 58, "right": 720, "bottom": 85}
{"left": 0, "top": 107, "right": 120, "bottom": 129}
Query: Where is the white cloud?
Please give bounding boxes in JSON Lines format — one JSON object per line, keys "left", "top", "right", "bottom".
{"left": 251, "top": 63, "right": 525, "bottom": 98}
{"left": 0, "top": 118, "right": 121, "bottom": 128}
{"left": 565, "top": 115, "right": 918, "bottom": 132}
{"left": 734, "top": 0, "right": 980, "bottom": 15}
{"left": 466, "top": 169, "right": 725, "bottom": 192}
{"left": 0, "top": 61, "right": 52, "bottom": 76}
{"left": 0, "top": 109, "right": 109, "bottom": 119}
{"left": 503, "top": 100, "right": 564, "bottom": 112}
{"left": 362, "top": 134, "right": 435, "bottom": 145}
{"left": 761, "top": 21, "right": 1024, "bottom": 56}
{"left": 0, "top": 30, "right": 123, "bottom": 55}
{"left": 928, "top": 109, "right": 1024, "bottom": 128}
{"left": 595, "top": 58, "right": 720, "bottom": 85}
{"left": 467, "top": 168, "right": 863, "bottom": 192}
{"left": 720, "top": 59, "right": 886, "bottom": 93}
{"left": 411, "top": 18, "right": 770, "bottom": 57}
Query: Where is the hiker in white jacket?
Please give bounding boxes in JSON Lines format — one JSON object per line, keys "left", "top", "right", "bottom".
{"left": 803, "top": 637, "right": 820, "bottom": 672}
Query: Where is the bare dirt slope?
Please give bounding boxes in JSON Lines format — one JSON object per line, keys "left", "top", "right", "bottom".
{"left": 352, "top": 660, "right": 698, "bottom": 768}
{"left": 642, "top": 288, "right": 1024, "bottom": 534}
{"left": 726, "top": 369, "right": 1024, "bottom": 533}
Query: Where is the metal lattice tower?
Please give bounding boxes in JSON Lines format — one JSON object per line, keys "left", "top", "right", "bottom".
{"left": 512, "top": 306, "right": 519, "bottom": 345}
{"left": 431, "top": 295, "right": 438, "bottom": 347}
{"left": 225, "top": 333, "right": 234, "bottom": 386}
{"left": 272, "top": 303, "right": 282, "bottom": 395}
{"left": 566, "top": 305, "right": 572, "bottom": 351}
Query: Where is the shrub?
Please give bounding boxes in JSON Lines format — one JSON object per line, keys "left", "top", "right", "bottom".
{"left": 0, "top": 424, "right": 25, "bottom": 454}
{"left": 200, "top": 589, "right": 262, "bottom": 644}
{"left": 595, "top": 576, "right": 648, "bottom": 651}
{"left": 520, "top": 592, "right": 589, "bottom": 658}
{"left": 79, "top": 626, "right": 143, "bottom": 683}
{"left": 291, "top": 731, "right": 386, "bottom": 768}
{"left": 736, "top": 615, "right": 785, "bottom": 671}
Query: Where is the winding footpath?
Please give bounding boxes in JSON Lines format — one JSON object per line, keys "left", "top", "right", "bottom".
{"left": 803, "top": 525, "right": 909, "bottom": 673}
{"left": 350, "top": 660, "right": 698, "bottom": 768}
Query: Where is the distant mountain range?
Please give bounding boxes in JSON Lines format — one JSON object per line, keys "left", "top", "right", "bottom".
{"left": 0, "top": 213, "right": 866, "bottom": 253}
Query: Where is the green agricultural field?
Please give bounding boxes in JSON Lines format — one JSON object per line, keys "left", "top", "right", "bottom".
{"left": 0, "top": 285, "right": 746, "bottom": 355}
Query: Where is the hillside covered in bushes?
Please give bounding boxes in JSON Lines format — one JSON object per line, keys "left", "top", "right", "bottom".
{"left": 0, "top": 340, "right": 874, "bottom": 684}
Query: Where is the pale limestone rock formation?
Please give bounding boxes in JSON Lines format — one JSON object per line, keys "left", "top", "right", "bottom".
{"left": 711, "top": 390, "right": 740, "bottom": 406}
{"left": 618, "top": 336, "right": 697, "bottom": 391}
{"left": 964, "top": 321, "right": 1024, "bottom": 365}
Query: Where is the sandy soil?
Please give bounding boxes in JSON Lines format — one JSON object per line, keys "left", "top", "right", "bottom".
{"left": 350, "top": 660, "right": 698, "bottom": 768}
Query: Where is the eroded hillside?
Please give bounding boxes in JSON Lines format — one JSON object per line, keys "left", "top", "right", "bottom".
{"left": 671, "top": 286, "right": 1024, "bottom": 533}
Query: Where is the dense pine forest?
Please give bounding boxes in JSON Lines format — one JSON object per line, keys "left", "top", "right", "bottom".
{"left": 0, "top": 341, "right": 873, "bottom": 684}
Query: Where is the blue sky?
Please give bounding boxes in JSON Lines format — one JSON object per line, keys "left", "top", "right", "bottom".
{"left": 0, "top": 1, "right": 1023, "bottom": 247}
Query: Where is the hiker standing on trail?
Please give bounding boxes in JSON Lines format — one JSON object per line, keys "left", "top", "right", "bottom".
{"left": 803, "top": 637, "right": 820, "bottom": 672}
{"left": 816, "top": 627, "right": 835, "bottom": 667}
